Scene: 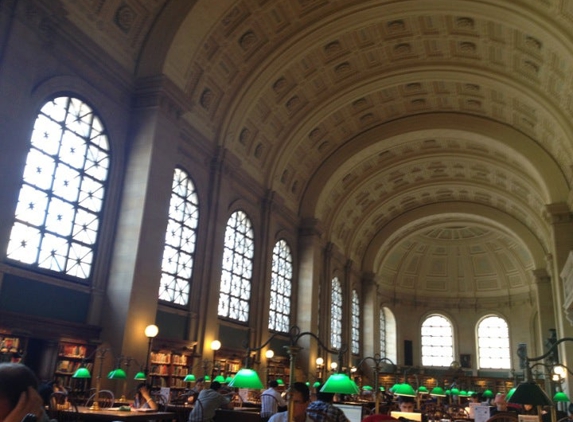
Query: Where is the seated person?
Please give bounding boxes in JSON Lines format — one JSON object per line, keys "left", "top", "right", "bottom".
{"left": 0, "top": 362, "right": 48, "bottom": 422}
{"left": 132, "top": 383, "right": 158, "bottom": 410}
{"left": 187, "top": 381, "right": 233, "bottom": 422}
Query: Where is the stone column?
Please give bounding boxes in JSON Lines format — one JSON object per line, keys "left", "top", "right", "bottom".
{"left": 361, "top": 272, "right": 378, "bottom": 358}
{"left": 296, "top": 218, "right": 323, "bottom": 378}
{"left": 98, "top": 77, "right": 185, "bottom": 367}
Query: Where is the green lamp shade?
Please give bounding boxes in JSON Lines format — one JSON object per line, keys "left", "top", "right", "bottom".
{"left": 363, "top": 385, "right": 374, "bottom": 391}
{"left": 214, "top": 375, "right": 225, "bottom": 383}
{"left": 228, "top": 368, "right": 264, "bottom": 389}
{"left": 417, "top": 386, "right": 429, "bottom": 394}
{"left": 430, "top": 386, "right": 446, "bottom": 397}
{"left": 108, "top": 368, "right": 127, "bottom": 379}
{"left": 306, "top": 382, "right": 310, "bottom": 386}
{"left": 225, "top": 376, "right": 233, "bottom": 383}
{"left": 184, "top": 374, "right": 196, "bottom": 382}
{"left": 450, "top": 387, "right": 460, "bottom": 396}
{"left": 482, "top": 389, "right": 494, "bottom": 398}
{"left": 459, "top": 390, "right": 468, "bottom": 397}
{"left": 320, "top": 373, "right": 360, "bottom": 395}
{"left": 204, "top": 375, "right": 211, "bottom": 382}
{"left": 390, "top": 383, "right": 399, "bottom": 393}
{"left": 394, "top": 383, "right": 417, "bottom": 397}
{"left": 134, "top": 371, "right": 147, "bottom": 380}
{"left": 380, "top": 386, "right": 385, "bottom": 392}
{"left": 507, "top": 382, "right": 552, "bottom": 406}
{"left": 313, "top": 381, "right": 321, "bottom": 388}
{"left": 276, "top": 379, "right": 284, "bottom": 385}
{"left": 72, "top": 367, "right": 91, "bottom": 378}
{"left": 554, "top": 391, "right": 570, "bottom": 402}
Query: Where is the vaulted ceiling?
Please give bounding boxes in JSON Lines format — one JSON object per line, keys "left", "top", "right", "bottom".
{"left": 59, "top": 0, "right": 573, "bottom": 305}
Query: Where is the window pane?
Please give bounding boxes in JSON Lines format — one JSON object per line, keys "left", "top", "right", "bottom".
{"left": 330, "top": 277, "right": 342, "bottom": 350}
{"left": 269, "top": 239, "right": 293, "bottom": 333}
{"left": 7, "top": 96, "right": 110, "bottom": 280}
{"left": 351, "top": 290, "right": 360, "bottom": 354}
{"left": 158, "top": 168, "right": 199, "bottom": 306}
{"left": 218, "top": 210, "right": 254, "bottom": 322}
{"left": 478, "top": 316, "right": 511, "bottom": 369}
{"left": 421, "top": 314, "right": 454, "bottom": 367}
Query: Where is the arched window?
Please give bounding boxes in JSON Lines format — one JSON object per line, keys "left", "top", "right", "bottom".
{"left": 7, "top": 97, "right": 110, "bottom": 279}
{"left": 380, "top": 307, "right": 398, "bottom": 362}
{"left": 351, "top": 289, "right": 360, "bottom": 354}
{"left": 158, "top": 168, "right": 199, "bottom": 306}
{"left": 269, "top": 239, "right": 293, "bottom": 333}
{"left": 330, "top": 277, "right": 342, "bottom": 349}
{"left": 477, "top": 315, "right": 511, "bottom": 369}
{"left": 218, "top": 210, "right": 254, "bottom": 322}
{"left": 421, "top": 314, "right": 454, "bottom": 367}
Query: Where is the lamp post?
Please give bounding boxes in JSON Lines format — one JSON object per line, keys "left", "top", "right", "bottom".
{"left": 72, "top": 347, "right": 108, "bottom": 410}
{"left": 355, "top": 354, "right": 396, "bottom": 414}
{"left": 509, "top": 337, "right": 573, "bottom": 422}
{"left": 210, "top": 339, "right": 222, "bottom": 379}
{"left": 144, "top": 324, "right": 159, "bottom": 380}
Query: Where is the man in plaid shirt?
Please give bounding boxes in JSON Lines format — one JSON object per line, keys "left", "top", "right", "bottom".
{"left": 306, "top": 389, "right": 350, "bottom": 422}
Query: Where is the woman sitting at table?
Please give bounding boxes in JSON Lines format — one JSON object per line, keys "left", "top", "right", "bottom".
{"left": 133, "top": 383, "right": 158, "bottom": 410}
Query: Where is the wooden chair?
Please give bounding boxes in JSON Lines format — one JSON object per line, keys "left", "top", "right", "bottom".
{"left": 84, "top": 389, "right": 115, "bottom": 408}
{"left": 486, "top": 412, "right": 519, "bottom": 422}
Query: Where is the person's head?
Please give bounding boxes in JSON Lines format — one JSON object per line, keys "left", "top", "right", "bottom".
{"left": 470, "top": 393, "right": 481, "bottom": 403}
{"left": 494, "top": 393, "right": 507, "bottom": 411}
{"left": 269, "top": 380, "right": 279, "bottom": 389}
{"left": 398, "top": 395, "right": 415, "bottom": 412}
{"left": 210, "top": 381, "right": 221, "bottom": 391}
{"left": 523, "top": 404, "right": 534, "bottom": 413}
{"left": 290, "top": 382, "right": 310, "bottom": 419}
{"left": 136, "top": 382, "right": 151, "bottom": 396}
{"left": 0, "top": 363, "right": 39, "bottom": 421}
{"left": 195, "top": 377, "right": 205, "bottom": 390}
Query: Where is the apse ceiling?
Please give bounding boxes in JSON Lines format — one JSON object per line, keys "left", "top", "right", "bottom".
{"left": 57, "top": 0, "right": 573, "bottom": 303}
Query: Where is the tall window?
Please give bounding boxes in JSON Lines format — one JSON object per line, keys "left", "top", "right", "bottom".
{"left": 218, "top": 210, "right": 254, "bottom": 322}
{"left": 421, "top": 314, "right": 454, "bottom": 367}
{"left": 269, "top": 239, "right": 293, "bottom": 333}
{"left": 351, "top": 289, "right": 360, "bottom": 354}
{"left": 477, "top": 315, "right": 511, "bottom": 369}
{"left": 330, "top": 277, "right": 342, "bottom": 349}
{"left": 158, "top": 168, "right": 199, "bottom": 306}
{"left": 380, "top": 307, "right": 387, "bottom": 356}
{"left": 7, "top": 97, "right": 110, "bottom": 279}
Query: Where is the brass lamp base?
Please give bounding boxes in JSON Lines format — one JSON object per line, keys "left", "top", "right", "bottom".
{"left": 89, "top": 402, "right": 100, "bottom": 411}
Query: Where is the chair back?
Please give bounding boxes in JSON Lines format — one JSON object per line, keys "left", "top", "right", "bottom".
{"left": 85, "top": 390, "right": 115, "bottom": 409}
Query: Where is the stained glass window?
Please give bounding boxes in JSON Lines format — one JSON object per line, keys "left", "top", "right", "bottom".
{"left": 351, "top": 289, "right": 360, "bottom": 354}
{"left": 330, "top": 277, "right": 342, "bottom": 349}
{"left": 218, "top": 210, "right": 254, "bottom": 322}
{"left": 158, "top": 168, "right": 199, "bottom": 306}
{"left": 421, "top": 314, "right": 454, "bottom": 367}
{"left": 478, "top": 315, "right": 511, "bottom": 369}
{"left": 7, "top": 97, "right": 109, "bottom": 279}
{"left": 269, "top": 239, "right": 292, "bottom": 333}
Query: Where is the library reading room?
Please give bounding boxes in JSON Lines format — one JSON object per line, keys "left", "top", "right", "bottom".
{"left": 2, "top": 1, "right": 573, "bottom": 422}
